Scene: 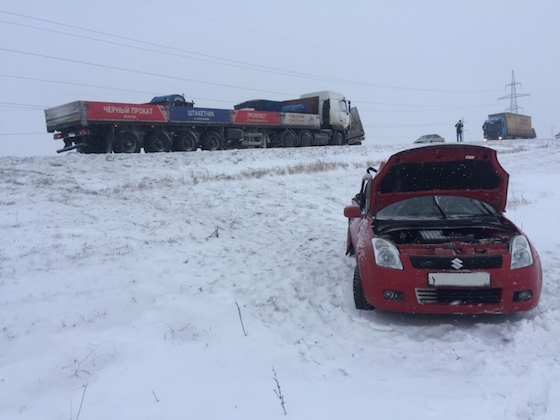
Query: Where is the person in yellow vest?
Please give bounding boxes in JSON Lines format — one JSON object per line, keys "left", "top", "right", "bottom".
{"left": 455, "top": 120, "right": 464, "bottom": 142}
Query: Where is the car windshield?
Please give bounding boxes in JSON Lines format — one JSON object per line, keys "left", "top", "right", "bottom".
{"left": 377, "top": 195, "right": 497, "bottom": 220}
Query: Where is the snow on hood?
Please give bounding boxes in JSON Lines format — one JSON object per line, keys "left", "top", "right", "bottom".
{"left": 369, "top": 144, "right": 509, "bottom": 214}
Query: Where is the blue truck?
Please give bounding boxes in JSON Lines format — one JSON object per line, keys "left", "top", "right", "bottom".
{"left": 483, "top": 112, "right": 537, "bottom": 140}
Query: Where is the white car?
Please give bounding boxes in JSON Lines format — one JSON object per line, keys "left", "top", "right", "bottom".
{"left": 414, "top": 134, "right": 445, "bottom": 144}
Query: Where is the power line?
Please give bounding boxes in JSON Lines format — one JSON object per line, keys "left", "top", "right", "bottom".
{"left": 0, "top": 74, "right": 499, "bottom": 112}
{"left": 0, "top": 47, "right": 298, "bottom": 97}
{"left": 0, "top": 9, "right": 503, "bottom": 94}
{"left": 0, "top": 19, "right": 336, "bottom": 83}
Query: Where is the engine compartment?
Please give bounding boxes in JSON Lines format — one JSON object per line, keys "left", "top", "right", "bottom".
{"left": 377, "top": 226, "right": 516, "bottom": 245}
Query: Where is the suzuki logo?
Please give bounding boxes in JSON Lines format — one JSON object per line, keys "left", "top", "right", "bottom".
{"left": 451, "top": 258, "right": 464, "bottom": 270}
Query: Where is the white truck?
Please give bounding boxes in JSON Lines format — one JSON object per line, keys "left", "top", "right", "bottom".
{"left": 45, "top": 90, "right": 365, "bottom": 154}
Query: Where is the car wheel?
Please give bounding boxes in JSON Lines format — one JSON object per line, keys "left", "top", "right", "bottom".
{"left": 353, "top": 265, "right": 374, "bottom": 310}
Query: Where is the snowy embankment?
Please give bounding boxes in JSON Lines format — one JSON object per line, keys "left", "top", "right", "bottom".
{"left": 1, "top": 140, "right": 560, "bottom": 420}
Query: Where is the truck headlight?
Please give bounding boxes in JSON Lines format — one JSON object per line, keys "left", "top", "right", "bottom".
{"left": 510, "top": 235, "right": 533, "bottom": 270}
{"left": 372, "top": 238, "right": 403, "bottom": 270}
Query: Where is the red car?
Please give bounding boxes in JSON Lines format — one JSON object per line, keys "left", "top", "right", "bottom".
{"left": 344, "top": 144, "right": 542, "bottom": 314}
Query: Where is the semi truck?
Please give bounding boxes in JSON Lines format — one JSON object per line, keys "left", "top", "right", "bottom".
{"left": 482, "top": 112, "right": 536, "bottom": 140}
{"left": 45, "top": 90, "right": 365, "bottom": 154}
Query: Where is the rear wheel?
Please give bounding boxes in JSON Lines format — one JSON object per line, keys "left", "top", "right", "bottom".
{"left": 201, "top": 131, "right": 221, "bottom": 151}
{"left": 174, "top": 130, "right": 198, "bottom": 151}
{"left": 353, "top": 265, "right": 375, "bottom": 310}
{"left": 144, "top": 130, "right": 172, "bottom": 153}
{"left": 113, "top": 130, "right": 141, "bottom": 153}
{"left": 79, "top": 136, "right": 106, "bottom": 154}
{"left": 298, "top": 130, "right": 312, "bottom": 147}
{"left": 281, "top": 130, "right": 297, "bottom": 147}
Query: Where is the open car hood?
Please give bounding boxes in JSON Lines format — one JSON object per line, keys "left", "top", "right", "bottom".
{"left": 370, "top": 144, "right": 509, "bottom": 215}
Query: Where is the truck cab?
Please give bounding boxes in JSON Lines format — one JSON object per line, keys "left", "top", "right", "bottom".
{"left": 483, "top": 116, "right": 506, "bottom": 140}
{"left": 300, "top": 91, "right": 350, "bottom": 129}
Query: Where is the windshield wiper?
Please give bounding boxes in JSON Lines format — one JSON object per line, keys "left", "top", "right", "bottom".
{"left": 433, "top": 196, "right": 447, "bottom": 219}
{"left": 468, "top": 198, "right": 496, "bottom": 216}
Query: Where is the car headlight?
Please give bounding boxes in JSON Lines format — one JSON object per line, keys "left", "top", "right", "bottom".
{"left": 510, "top": 235, "right": 533, "bottom": 270}
{"left": 372, "top": 238, "right": 403, "bottom": 270}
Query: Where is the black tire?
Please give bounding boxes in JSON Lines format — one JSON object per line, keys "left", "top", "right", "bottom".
{"left": 353, "top": 265, "right": 375, "bottom": 310}
{"left": 331, "top": 131, "right": 345, "bottom": 146}
{"left": 113, "top": 130, "right": 141, "bottom": 153}
{"left": 174, "top": 130, "right": 199, "bottom": 152}
{"left": 201, "top": 131, "right": 221, "bottom": 151}
{"left": 78, "top": 136, "right": 106, "bottom": 154}
{"left": 144, "top": 130, "right": 172, "bottom": 153}
{"left": 281, "top": 130, "right": 297, "bottom": 147}
{"left": 298, "top": 130, "right": 312, "bottom": 147}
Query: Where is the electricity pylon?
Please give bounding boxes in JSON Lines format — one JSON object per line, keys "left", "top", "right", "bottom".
{"left": 498, "top": 70, "right": 530, "bottom": 114}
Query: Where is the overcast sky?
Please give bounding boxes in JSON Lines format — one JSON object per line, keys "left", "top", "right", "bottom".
{"left": 1, "top": 0, "right": 559, "bottom": 156}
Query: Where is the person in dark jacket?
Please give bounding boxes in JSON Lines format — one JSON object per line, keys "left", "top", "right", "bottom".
{"left": 455, "top": 120, "right": 464, "bottom": 142}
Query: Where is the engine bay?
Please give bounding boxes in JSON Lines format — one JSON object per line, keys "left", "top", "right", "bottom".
{"left": 378, "top": 226, "right": 516, "bottom": 245}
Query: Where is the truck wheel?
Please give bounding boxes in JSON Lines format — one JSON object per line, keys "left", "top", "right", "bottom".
{"left": 114, "top": 130, "right": 141, "bottom": 153}
{"left": 144, "top": 130, "right": 172, "bottom": 153}
{"left": 201, "top": 131, "right": 221, "bottom": 151}
{"left": 79, "top": 136, "right": 106, "bottom": 154}
{"left": 353, "top": 265, "right": 374, "bottom": 310}
{"left": 281, "top": 130, "right": 297, "bottom": 147}
{"left": 298, "top": 130, "right": 312, "bottom": 147}
{"left": 331, "top": 131, "right": 345, "bottom": 146}
{"left": 174, "top": 130, "right": 199, "bottom": 151}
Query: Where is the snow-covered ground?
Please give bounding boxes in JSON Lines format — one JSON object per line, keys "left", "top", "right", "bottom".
{"left": 1, "top": 139, "right": 560, "bottom": 420}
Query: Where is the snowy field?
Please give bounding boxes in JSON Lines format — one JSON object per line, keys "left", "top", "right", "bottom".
{"left": 1, "top": 139, "right": 560, "bottom": 420}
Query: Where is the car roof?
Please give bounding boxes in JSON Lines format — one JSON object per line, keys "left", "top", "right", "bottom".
{"left": 368, "top": 144, "right": 509, "bottom": 214}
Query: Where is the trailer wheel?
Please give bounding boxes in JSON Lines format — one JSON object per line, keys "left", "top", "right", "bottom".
{"left": 144, "top": 130, "right": 172, "bottom": 153}
{"left": 331, "top": 131, "right": 345, "bottom": 146}
{"left": 201, "top": 131, "right": 221, "bottom": 151}
{"left": 174, "top": 130, "right": 199, "bottom": 152}
{"left": 79, "top": 136, "right": 106, "bottom": 154}
{"left": 298, "top": 130, "right": 312, "bottom": 147}
{"left": 281, "top": 130, "right": 297, "bottom": 147}
{"left": 114, "top": 130, "right": 141, "bottom": 153}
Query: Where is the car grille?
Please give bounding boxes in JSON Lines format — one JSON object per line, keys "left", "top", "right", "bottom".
{"left": 409, "top": 255, "right": 502, "bottom": 270}
{"left": 415, "top": 288, "right": 502, "bottom": 304}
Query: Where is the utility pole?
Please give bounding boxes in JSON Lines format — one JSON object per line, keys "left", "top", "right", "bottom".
{"left": 498, "top": 70, "right": 530, "bottom": 114}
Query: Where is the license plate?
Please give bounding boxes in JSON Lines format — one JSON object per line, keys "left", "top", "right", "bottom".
{"left": 428, "top": 272, "right": 490, "bottom": 287}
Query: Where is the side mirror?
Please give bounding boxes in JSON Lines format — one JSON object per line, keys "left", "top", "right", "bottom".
{"left": 344, "top": 205, "right": 362, "bottom": 219}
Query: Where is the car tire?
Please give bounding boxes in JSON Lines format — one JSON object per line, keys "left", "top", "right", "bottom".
{"left": 353, "top": 265, "right": 374, "bottom": 310}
